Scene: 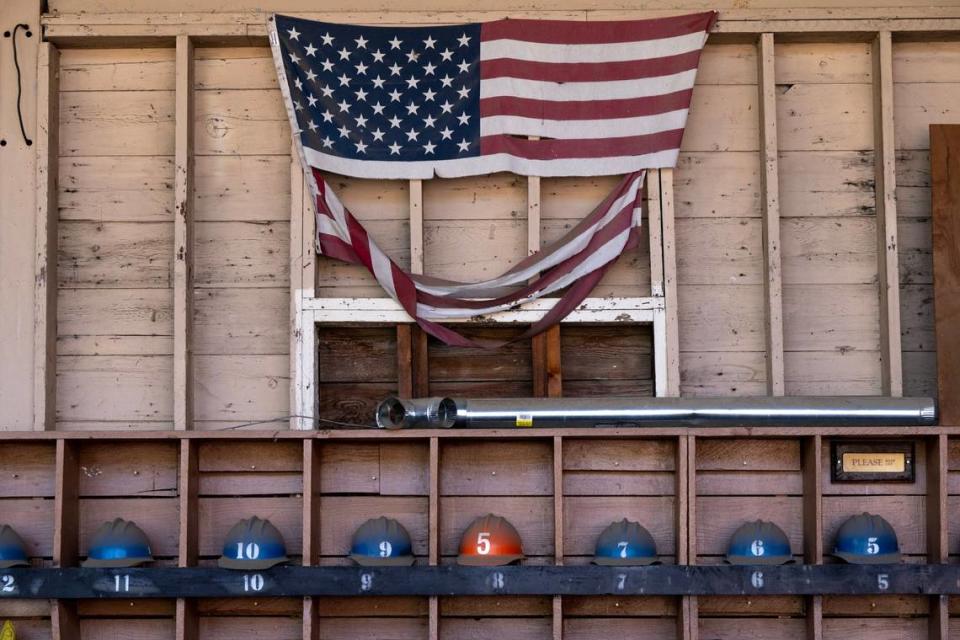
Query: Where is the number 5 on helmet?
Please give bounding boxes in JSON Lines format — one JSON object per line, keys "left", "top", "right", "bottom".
{"left": 457, "top": 514, "right": 524, "bottom": 566}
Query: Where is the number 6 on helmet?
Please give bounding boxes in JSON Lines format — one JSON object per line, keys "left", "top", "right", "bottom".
{"left": 457, "top": 514, "right": 524, "bottom": 566}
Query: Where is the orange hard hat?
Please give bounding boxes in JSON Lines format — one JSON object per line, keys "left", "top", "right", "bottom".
{"left": 457, "top": 514, "right": 524, "bottom": 566}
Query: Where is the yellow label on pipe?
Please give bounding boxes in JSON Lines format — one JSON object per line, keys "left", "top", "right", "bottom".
{"left": 515, "top": 414, "right": 533, "bottom": 427}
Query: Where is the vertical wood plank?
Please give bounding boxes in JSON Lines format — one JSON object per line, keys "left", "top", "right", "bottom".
{"left": 54, "top": 440, "right": 78, "bottom": 567}
{"left": 1, "top": 0, "right": 40, "bottom": 430}
{"left": 429, "top": 437, "right": 439, "bottom": 565}
{"left": 303, "top": 439, "right": 320, "bottom": 640}
{"left": 303, "top": 597, "right": 319, "bottom": 640}
{"left": 931, "top": 125, "right": 960, "bottom": 425}
{"left": 174, "top": 35, "right": 195, "bottom": 430}
{"left": 429, "top": 437, "right": 439, "bottom": 640}
{"left": 802, "top": 436, "right": 823, "bottom": 640}
{"left": 873, "top": 31, "right": 903, "bottom": 397}
{"left": 926, "top": 434, "right": 949, "bottom": 640}
{"left": 660, "top": 169, "right": 681, "bottom": 396}
{"left": 802, "top": 436, "right": 823, "bottom": 564}
{"left": 298, "top": 165, "right": 318, "bottom": 429}
{"left": 51, "top": 600, "right": 79, "bottom": 640}
{"left": 52, "top": 438, "right": 79, "bottom": 640}
{"left": 178, "top": 440, "right": 198, "bottom": 567}
{"left": 806, "top": 595, "right": 823, "bottom": 640}
{"left": 648, "top": 171, "right": 667, "bottom": 397}
{"left": 553, "top": 436, "right": 563, "bottom": 640}
{"left": 397, "top": 325, "right": 414, "bottom": 398}
{"left": 303, "top": 439, "right": 320, "bottom": 566}
{"left": 410, "top": 179, "right": 424, "bottom": 275}
{"left": 33, "top": 43, "right": 59, "bottom": 430}
{"left": 681, "top": 435, "right": 696, "bottom": 640}
{"left": 291, "top": 145, "right": 307, "bottom": 429}
{"left": 533, "top": 334, "right": 547, "bottom": 398}
{"left": 545, "top": 327, "right": 562, "bottom": 398}
{"left": 176, "top": 598, "right": 198, "bottom": 640}
{"left": 647, "top": 170, "right": 664, "bottom": 297}
{"left": 757, "top": 32, "right": 785, "bottom": 396}
{"left": 413, "top": 326, "right": 430, "bottom": 397}
{"left": 176, "top": 439, "right": 199, "bottom": 640}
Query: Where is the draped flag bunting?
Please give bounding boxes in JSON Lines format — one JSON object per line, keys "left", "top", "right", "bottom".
{"left": 268, "top": 12, "right": 715, "bottom": 346}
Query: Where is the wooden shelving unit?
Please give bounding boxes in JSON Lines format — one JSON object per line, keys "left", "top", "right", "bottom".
{"left": 0, "top": 428, "right": 955, "bottom": 638}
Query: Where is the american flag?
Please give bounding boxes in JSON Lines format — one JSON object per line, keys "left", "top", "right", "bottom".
{"left": 269, "top": 12, "right": 715, "bottom": 179}
{"left": 267, "top": 13, "right": 714, "bottom": 346}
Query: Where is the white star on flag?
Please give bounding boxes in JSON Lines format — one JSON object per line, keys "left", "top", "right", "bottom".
{"left": 287, "top": 26, "right": 300, "bottom": 40}
{"left": 304, "top": 43, "right": 317, "bottom": 56}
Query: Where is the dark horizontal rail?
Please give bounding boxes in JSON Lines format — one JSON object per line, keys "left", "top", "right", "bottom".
{"left": 1, "top": 565, "right": 958, "bottom": 599}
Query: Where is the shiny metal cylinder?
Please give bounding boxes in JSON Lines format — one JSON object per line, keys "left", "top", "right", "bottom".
{"left": 376, "top": 396, "right": 937, "bottom": 429}
{"left": 376, "top": 396, "right": 457, "bottom": 429}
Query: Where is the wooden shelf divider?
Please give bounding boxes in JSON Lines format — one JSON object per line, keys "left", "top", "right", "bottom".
{"left": 429, "top": 436, "right": 440, "bottom": 640}
{"left": 802, "top": 435, "right": 823, "bottom": 640}
{"left": 303, "top": 439, "right": 321, "bottom": 640}
{"left": 51, "top": 440, "right": 79, "bottom": 640}
{"left": 176, "top": 439, "right": 199, "bottom": 640}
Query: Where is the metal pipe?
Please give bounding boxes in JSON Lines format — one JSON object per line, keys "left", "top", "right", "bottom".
{"left": 376, "top": 396, "right": 937, "bottom": 429}
{"left": 376, "top": 396, "right": 457, "bottom": 429}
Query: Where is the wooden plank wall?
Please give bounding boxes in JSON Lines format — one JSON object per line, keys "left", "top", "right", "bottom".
{"left": 892, "top": 42, "right": 960, "bottom": 397}
{"left": 32, "top": 36, "right": 958, "bottom": 431}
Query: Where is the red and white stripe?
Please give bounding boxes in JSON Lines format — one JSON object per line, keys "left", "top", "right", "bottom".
{"left": 473, "top": 11, "right": 716, "bottom": 177}
{"left": 313, "top": 168, "right": 645, "bottom": 347}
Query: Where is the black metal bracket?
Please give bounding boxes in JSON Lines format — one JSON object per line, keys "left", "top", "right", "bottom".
{"left": 0, "top": 564, "right": 957, "bottom": 599}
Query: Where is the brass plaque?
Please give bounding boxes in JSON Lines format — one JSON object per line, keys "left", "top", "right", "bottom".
{"left": 841, "top": 452, "right": 905, "bottom": 473}
{"left": 831, "top": 441, "right": 915, "bottom": 482}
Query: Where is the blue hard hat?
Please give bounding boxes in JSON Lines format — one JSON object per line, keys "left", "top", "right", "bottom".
{"left": 833, "top": 513, "right": 901, "bottom": 564}
{"left": 83, "top": 518, "right": 153, "bottom": 568}
{"left": 219, "top": 516, "right": 289, "bottom": 570}
{"left": 350, "top": 517, "right": 415, "bottom": 566}
{"left": 0, "top": 525, "right": 29, "bottom": 568}
{"left": 593, "top": 519, "right": 659, "bottom": 566}
{"left": 726, "top": 520, "right": 793, "bottom": 565}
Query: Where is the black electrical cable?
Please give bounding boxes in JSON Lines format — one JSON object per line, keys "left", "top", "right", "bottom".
{"left": 11, "top": 23, "right": 33, "bottom": 146}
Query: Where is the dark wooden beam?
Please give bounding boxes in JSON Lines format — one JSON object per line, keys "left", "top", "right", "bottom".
{"left": 931, "top": 124, "right": 960, "bottom": 425}
{"left": 6, "top": 565, "right": 960, "bottom": 598}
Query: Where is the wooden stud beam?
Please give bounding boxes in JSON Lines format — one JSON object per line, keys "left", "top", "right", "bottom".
{"left": 802, "top": 436, "right": 823, "bottom": 640}
{"left": 931, "top": 125, "right": 960, "bottom": 426}
{"left": 553, "top": 435, "right": 564, "bottom": 640}
{"left": 927, "top": 434, "right": 949, "bottom": 640}
{"left": 51, "top": 439, "right": 79, "bottom": 640}
{"left": 873, "top": 31, "right": 903, "bottom": 397}
{"left": 428, "top": 437, "right": 440, "bottom": 640}
{"left": 660, "top": 170, "right": 681, "bottom": 397}
{"left": 303, "top": 440, "right": 321, "bottom": 640}
{"left": 757, "top": 32, "right": 786, "bottom": 396}
{"left": 33, "top": 43, "right": 59, "bottom": 431}
{"left": 175, "top": 440, "right": 199, "bottom": 640}
{"left": 173, "top": 34, "right": 195, "bottom": 430}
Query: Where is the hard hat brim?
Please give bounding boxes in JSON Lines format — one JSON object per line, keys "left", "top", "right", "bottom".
{"left": 457, "top": 554, "right": 524, "bottom": 566}
{"left": 218, "top": 555, "right": 289, "bottom": 570}
{"left": 0, "top": 559, "right": 29, "bottom": 568}
{"left": 82, "top": 556, "right": 153, "bottom": 568}
{"left": 349, "top": 554, "right": 415, "bottom": 567}
{"left": 593, "top": 556, "right": 660, "bottom": 566}
{"left": 833, "top": 551, "right": 900, "bottom": 564}
{"left": 725, "top": 555, "right": 794, "bottom": 566}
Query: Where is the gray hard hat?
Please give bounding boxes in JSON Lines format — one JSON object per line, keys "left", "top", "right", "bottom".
{"left": 82, "top": 518, "right": 154, "bottom": 568}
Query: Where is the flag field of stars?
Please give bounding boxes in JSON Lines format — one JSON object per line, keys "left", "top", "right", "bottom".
{"left": 274, "top": 16, "right": 483, "bottom": 163}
